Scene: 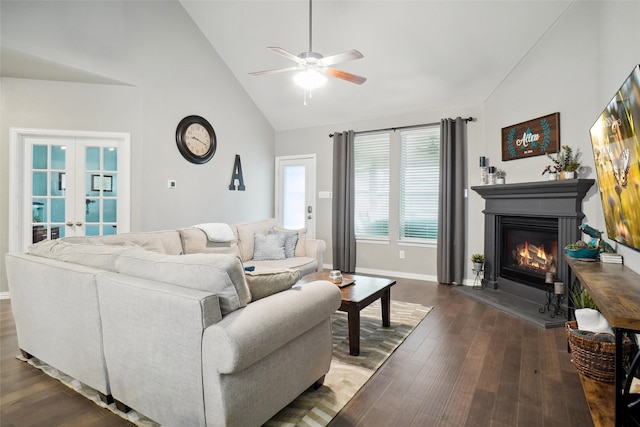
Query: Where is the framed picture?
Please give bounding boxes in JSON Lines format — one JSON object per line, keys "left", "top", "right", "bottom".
{"left": 501, "top": 112, "right": 560, "bottom": 161}
{"left": 91, "top": 174, "right": 113, "bottom": 192}
{"left": 58, "top": 172, "right": 66, "bottom": 191}
{"left": 589, "top": 65, "right": 640, "bottom": 252}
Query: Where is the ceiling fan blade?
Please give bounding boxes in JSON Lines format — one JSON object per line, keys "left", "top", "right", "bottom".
{"left": 249, "top": 66, "right": 301, "bottom": 76}
{"left": 323, "top": 68, "right": 367, "bottom": 85}
{"left": 268, "top": 47, "right": 306, "bottom": 65}
{"left": 319, "top": 49, "right": 364, "bottom": 67}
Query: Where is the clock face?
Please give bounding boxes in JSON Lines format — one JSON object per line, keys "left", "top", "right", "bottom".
{"left": 185, "top": 123, "right": 211, "bottom": 156}
{"left": 176, "top": 116, "right": 216, "bottom": 164}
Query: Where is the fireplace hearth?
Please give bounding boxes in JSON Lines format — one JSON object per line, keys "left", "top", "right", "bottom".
{"left": 471, "top": 179, "right": 595, "bottom": 324}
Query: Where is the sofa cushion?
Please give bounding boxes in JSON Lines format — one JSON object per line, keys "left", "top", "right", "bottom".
{"left": 247, "top": 257, "right": 318, "bottom": 276}
{"left": 245, "top": 268, "right": 302, "bottom": 301}
{"left": 115, "top": 250, "right": 251, "bottom": 315}
{"left": 233, "top": 218, "right": 278, "bottom": 261}
{"left": 269, "top": 228, "right": 298, "bottom": 258}
{"left": 272, "top": 226, "right": 307, "bottom": 257}
{"left": 253, "top": 233, "right": 286, "bottom": 261}
{"left": 28, "top": 239, "right": 137, "bottom": 271}
{"left": 95, "top": 230, "right": 183, "bottom": 255}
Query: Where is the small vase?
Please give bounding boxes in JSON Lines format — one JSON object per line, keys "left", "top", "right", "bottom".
{"left": 473, "top": 262, "right": 484, "bottom": 272}
{"left": 496, "top": 177, "right": 505, "bottom": 184}
{"left": 563, "top": 171, "right": 576, "bottom": 179}
{"left": 548, "top": 172, "right": 557, "bottom": 181}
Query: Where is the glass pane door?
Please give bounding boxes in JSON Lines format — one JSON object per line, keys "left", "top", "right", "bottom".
{"left": 30, "top": 141, "right": 70, "bottom": 243}
{"left": 276, "top": 155, "right": 316, "bottom": 237}
{"left": 83, "top": 145, "right": 119, "bottom": 236}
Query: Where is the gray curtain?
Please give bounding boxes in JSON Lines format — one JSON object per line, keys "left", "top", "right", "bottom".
{"left": 437, "top": 118, "right": 467, "bottom": 284}
{"left": 332, "top": 130, "right": 356, "bottom": 273}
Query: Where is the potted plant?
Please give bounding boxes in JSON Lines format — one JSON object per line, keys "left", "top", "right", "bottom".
{"left": 471, "top": 253, "right": 485, "bottom": 272}
{"left": 542, "top": 164, "right": 560, "bottom": 181}
{"left": 495, "top": 169, "right": 506, "bottom": 184}
{"left": 546, "top": 145, "right": 582, "bottom": 179}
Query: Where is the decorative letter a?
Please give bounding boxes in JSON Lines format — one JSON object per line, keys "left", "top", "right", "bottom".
{"left": 229, "top": 155, "right": 246, "bottom": 191}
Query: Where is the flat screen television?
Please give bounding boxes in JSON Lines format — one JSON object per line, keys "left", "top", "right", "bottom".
{"left": 589, "top": 64, "right": 640, "bottom": 252}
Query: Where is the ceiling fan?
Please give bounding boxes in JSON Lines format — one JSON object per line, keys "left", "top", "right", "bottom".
{"left": 249, "top": 0, "right": 366, "bottom": 89}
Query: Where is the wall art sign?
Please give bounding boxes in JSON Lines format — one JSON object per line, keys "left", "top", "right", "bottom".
{"left": 501, "top": 112, "right": 560, "bottom": 161}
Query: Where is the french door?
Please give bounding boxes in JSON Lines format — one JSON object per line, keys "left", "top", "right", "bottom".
{"left": 9, "top": 129, "right": 130, "bottom": 252}
{"left": 275, "top": 155, "right": 316, "bottom": 238}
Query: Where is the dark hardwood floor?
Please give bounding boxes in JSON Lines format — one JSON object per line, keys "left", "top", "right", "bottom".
{"left": 1, "top": 279, "right": 593, "bottom": 427}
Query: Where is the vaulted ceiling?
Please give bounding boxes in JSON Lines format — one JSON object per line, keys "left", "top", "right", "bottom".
{"left": 181, "top": 1, "right": 572, "bottom": 130}
{"left": 1, "top": 1, "right": 573, "bottom": 132}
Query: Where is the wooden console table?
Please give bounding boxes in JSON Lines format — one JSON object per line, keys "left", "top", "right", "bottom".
{"left": 566, "top": 255, "right": 640, "bottom": 426}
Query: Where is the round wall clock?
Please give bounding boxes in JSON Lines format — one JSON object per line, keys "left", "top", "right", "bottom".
{"left": 175, "top": 115, "right": 217, "bottom": 164}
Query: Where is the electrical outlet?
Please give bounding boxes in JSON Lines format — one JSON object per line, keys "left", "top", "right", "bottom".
{"left": 399, "top": 250, "right": 405, "bottom": 259}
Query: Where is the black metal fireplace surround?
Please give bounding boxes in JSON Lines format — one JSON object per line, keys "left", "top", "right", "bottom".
{"left": 472, "top": 179, "right": 595, "bottom": 308}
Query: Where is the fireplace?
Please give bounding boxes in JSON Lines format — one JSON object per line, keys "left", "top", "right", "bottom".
{"left": 499, "top": 216, "right": 558, "bottom": 291}
{"left": 472, "top": 179, "right": 594, "bottom": 308}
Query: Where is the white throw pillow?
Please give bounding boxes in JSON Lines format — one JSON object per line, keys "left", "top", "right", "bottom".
{"left": 253, "top": 232, "right": 286, "bottom": 261}
{"left": 273, "top": 225, "right": 307, "bottom": 257}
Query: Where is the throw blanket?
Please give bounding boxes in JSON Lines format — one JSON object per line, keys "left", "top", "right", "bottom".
{"left": 193, "top": 223, "right": 235, "bottom": 243}
{"left": 575, "top": 308, "right": 614, "bottom": 335}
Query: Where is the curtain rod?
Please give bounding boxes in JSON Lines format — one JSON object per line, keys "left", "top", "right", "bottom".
{"left": 328, "top": 117, "right": 474, "bottom": 138}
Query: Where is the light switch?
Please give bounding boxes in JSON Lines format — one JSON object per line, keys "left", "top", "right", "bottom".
{"left": 168, "top": 180, "right": 176, "bottom": 189}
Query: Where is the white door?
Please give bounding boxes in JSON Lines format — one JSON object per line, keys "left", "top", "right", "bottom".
{"left": 275, "top": 155, "right": 316, "bottom": 238}
{"left": 9, "top": 129, "right": 130, "bottom": 252}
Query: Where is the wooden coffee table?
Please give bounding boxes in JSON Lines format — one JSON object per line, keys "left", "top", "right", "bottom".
{"left": 299, "top": 272, "right": 396, "bottom": 356}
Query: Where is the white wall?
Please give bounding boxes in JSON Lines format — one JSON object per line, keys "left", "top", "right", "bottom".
{"left": 0, "top": 1, "right": 275, "bottom": 293}
{"left": 276, "top": 106, "right": 482, "bottom": 281}
{"left": 482, "top": 1, "right": 640, "bottom": 275}
{"left": 277, "top": 1, "right": 640, "bottom": 279}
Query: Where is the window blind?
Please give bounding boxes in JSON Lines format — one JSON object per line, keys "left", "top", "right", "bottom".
{"left": 354, "top": 133, "right": 389, "bottom": 238}
{"left": 400, "top": 126, "right": 440, "bottom": 240}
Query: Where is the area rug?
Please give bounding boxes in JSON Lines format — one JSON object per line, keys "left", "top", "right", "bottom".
{"left": 17, "top": 300, "right": 431, "bottom": 426}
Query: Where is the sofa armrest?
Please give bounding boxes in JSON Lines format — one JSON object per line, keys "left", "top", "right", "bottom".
{"left": 304, "top": 238, "right": 326, "bottom": 272}
{"left": 203, "top": 280, "right": 341, "bottom": 374}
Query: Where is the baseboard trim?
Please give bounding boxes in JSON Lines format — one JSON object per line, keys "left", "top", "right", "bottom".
{"left": 322, "top": 263, "right": 474, "bottom": 286}
{"left": 0, "top": 292, "right": 10, "bottom": 300}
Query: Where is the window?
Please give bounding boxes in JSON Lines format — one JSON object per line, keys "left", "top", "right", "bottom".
{"left": 354, "top": 133, "right": 389, "bottom": 238}
{"left": 400, "top": 126, "right": 440, "bottom": 241}
{"left": 353, "top": 125, "right": 440, "bottom": 243}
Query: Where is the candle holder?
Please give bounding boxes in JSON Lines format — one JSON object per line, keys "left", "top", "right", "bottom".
{"left": 472, "top": 266, "right": 484, "bottom": 290}
{"left": 539, "top": 280, "right": 565, "bottom": 318}
{"left": 488, "top": 166, "right": 496, "bottom": 185}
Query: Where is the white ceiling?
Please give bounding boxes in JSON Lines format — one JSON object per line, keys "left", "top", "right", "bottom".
{"left": 0, "top": 1, "right": 573, "bottom": 132}
{"left": 181, "top": 0, "right": 572, "bottom": 131}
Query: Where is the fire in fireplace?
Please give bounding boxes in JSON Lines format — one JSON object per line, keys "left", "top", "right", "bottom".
{"left": 512, "top": 240, "right": 556, "bottom": 274}
{"left": 500, "top": 216, "right": 558, "bottom": 290}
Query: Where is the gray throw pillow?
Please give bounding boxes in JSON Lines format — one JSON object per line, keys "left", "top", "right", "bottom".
{"left": 269, "top": 228, "right": 298, "bottom": 258}
{"left": 253, "top": 232, "right": 286, "bottom": 260}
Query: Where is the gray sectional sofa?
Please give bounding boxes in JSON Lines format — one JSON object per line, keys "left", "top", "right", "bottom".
{"left": 5, "top": 220, "right": 339, "bottom": 427}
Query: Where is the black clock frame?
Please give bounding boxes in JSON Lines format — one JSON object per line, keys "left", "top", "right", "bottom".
{"left": 175, "top": 115, "right": 217, "bottom": 164}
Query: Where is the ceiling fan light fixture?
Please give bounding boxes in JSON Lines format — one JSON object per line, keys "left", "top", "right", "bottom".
{"left": 293, "top": 68, "right": 327, "bottom": 90}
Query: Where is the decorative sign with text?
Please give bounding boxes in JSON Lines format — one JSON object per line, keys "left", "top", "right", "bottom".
{"left": 501, "top": 112, "right": 560, "bottom": 161}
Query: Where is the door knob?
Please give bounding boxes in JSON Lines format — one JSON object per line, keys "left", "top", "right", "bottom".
{"left": 75, "top": 221, "right": 84, "bottom": 227}
{"left": 66, "top": 221, "right": 74, "bottom": 227}
{"left": 307, "top": 215, "right": 312, "bottom": 219}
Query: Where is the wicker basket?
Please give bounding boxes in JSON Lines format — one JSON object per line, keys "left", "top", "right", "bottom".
{"left": 565, "top": 320, "right": 633, "bottom": 383}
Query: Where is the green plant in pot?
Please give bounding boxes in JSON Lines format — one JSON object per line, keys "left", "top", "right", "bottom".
{"left": 546, "top": 145, "right": 582, "bottom": 179}
{"left": 471, "top": 253, "right": 485, "bottom": 272}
